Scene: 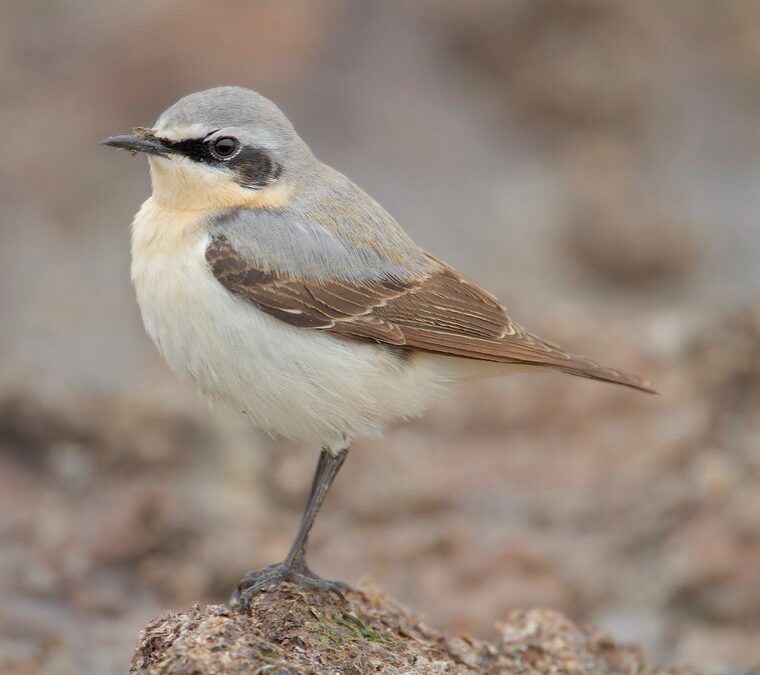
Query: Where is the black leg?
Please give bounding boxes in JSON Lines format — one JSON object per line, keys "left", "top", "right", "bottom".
{"left": 230, "top": 446, "right": 349, "bottom": 610}
{"left": 283, "top": 446, "right": 347, "bottom": 569}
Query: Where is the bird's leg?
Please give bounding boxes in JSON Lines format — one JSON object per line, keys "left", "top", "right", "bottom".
{"left": 230, "top": 445, "right": 349, "bottom": 610}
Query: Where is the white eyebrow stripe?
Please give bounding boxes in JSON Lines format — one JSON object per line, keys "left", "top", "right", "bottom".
{"left": 155, "top": 123, "right": 212, "bottom": 141}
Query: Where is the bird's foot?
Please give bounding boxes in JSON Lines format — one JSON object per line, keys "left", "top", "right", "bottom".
{"left": 229, "top": 559, "right": 348, "bottom": 612}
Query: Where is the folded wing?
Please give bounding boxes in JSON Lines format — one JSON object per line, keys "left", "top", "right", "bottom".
{"left": 207, "top": 235, "right": 654, "bottom": 392}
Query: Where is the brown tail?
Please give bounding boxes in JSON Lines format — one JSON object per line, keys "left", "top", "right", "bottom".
{"left": 525, "top": 332, "right": 657, "bottom": 394}
{"left": 554, "top": 361, "right": 657, "bottom": 393}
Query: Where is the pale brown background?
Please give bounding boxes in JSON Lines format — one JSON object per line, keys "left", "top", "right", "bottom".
{"left": 1, "top": 2, "right": 759, "bottom": 673}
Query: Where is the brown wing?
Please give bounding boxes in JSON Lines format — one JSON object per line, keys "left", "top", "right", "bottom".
{"left": 207, "top": 236, "right": 655, "bottom": 393}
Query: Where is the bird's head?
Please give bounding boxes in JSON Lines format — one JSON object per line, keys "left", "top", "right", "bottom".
{"left": 102, "top": 86, "right": 314, "bottom": 210}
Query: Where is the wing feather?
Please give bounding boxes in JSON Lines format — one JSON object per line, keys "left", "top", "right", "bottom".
{"left": 206, "top": 235, "right": 654, "bottom": 392}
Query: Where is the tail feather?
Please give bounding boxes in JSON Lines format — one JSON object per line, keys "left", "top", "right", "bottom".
{"left": 525, "top": 332, "right": 657, "bottom": 394}
{"left": 554, "top": 362, "right": 657, "bottom": 393}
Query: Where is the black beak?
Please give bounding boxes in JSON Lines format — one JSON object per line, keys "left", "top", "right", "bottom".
{"left": 100, "top": 133, "right": 170, "bottom": 157}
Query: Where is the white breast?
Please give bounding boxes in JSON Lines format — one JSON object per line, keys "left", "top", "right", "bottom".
{"left": 130, "top": 197, "right": 457, "bottom": 448}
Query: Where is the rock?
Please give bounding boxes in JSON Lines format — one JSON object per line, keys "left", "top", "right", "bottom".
{"left": 130, "top": 584, "right": 696, "bottom": 674}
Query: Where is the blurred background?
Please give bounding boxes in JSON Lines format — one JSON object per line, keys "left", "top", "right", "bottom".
{"left": 1, "top": 1, "right": 759, "bottom": 673}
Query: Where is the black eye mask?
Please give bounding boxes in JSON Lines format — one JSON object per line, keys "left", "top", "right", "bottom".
{"left": 157, "top": 137, "right": 283, "bottom": 189}
{"left": 230, "top": 147, "right": 284, "bottom": 189}
{"left": 161, "top": 138, "right": 210, "bottom": 163}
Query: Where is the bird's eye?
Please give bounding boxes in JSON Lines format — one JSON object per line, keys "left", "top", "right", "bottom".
{"left": 210, "top": 136, "right": 240, "bottom": 160}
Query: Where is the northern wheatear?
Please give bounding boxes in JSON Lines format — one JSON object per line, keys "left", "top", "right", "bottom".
{"left": 103, "top": 86, "right": 653, "bottom": 609}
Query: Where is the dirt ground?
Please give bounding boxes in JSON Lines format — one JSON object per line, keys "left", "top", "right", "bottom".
{"left": 1, "top": 2, "right": 759, "bottom": 674}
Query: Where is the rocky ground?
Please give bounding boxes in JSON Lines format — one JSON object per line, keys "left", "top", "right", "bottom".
{"left": 130, "top": 585, "right": 696, "bottom": 674}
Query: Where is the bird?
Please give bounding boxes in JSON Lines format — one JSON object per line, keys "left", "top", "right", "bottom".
{"left": 102, "top": 86, "right": 654, "bottom": 610}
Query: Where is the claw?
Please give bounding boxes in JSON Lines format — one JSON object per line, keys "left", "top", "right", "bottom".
{"left": 230, "top": 561, "right": 348, "bottom": 611}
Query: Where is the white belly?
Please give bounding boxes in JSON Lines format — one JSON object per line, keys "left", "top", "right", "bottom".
{"left": 130, "top": 199, "right": 457, "bottom": 447}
